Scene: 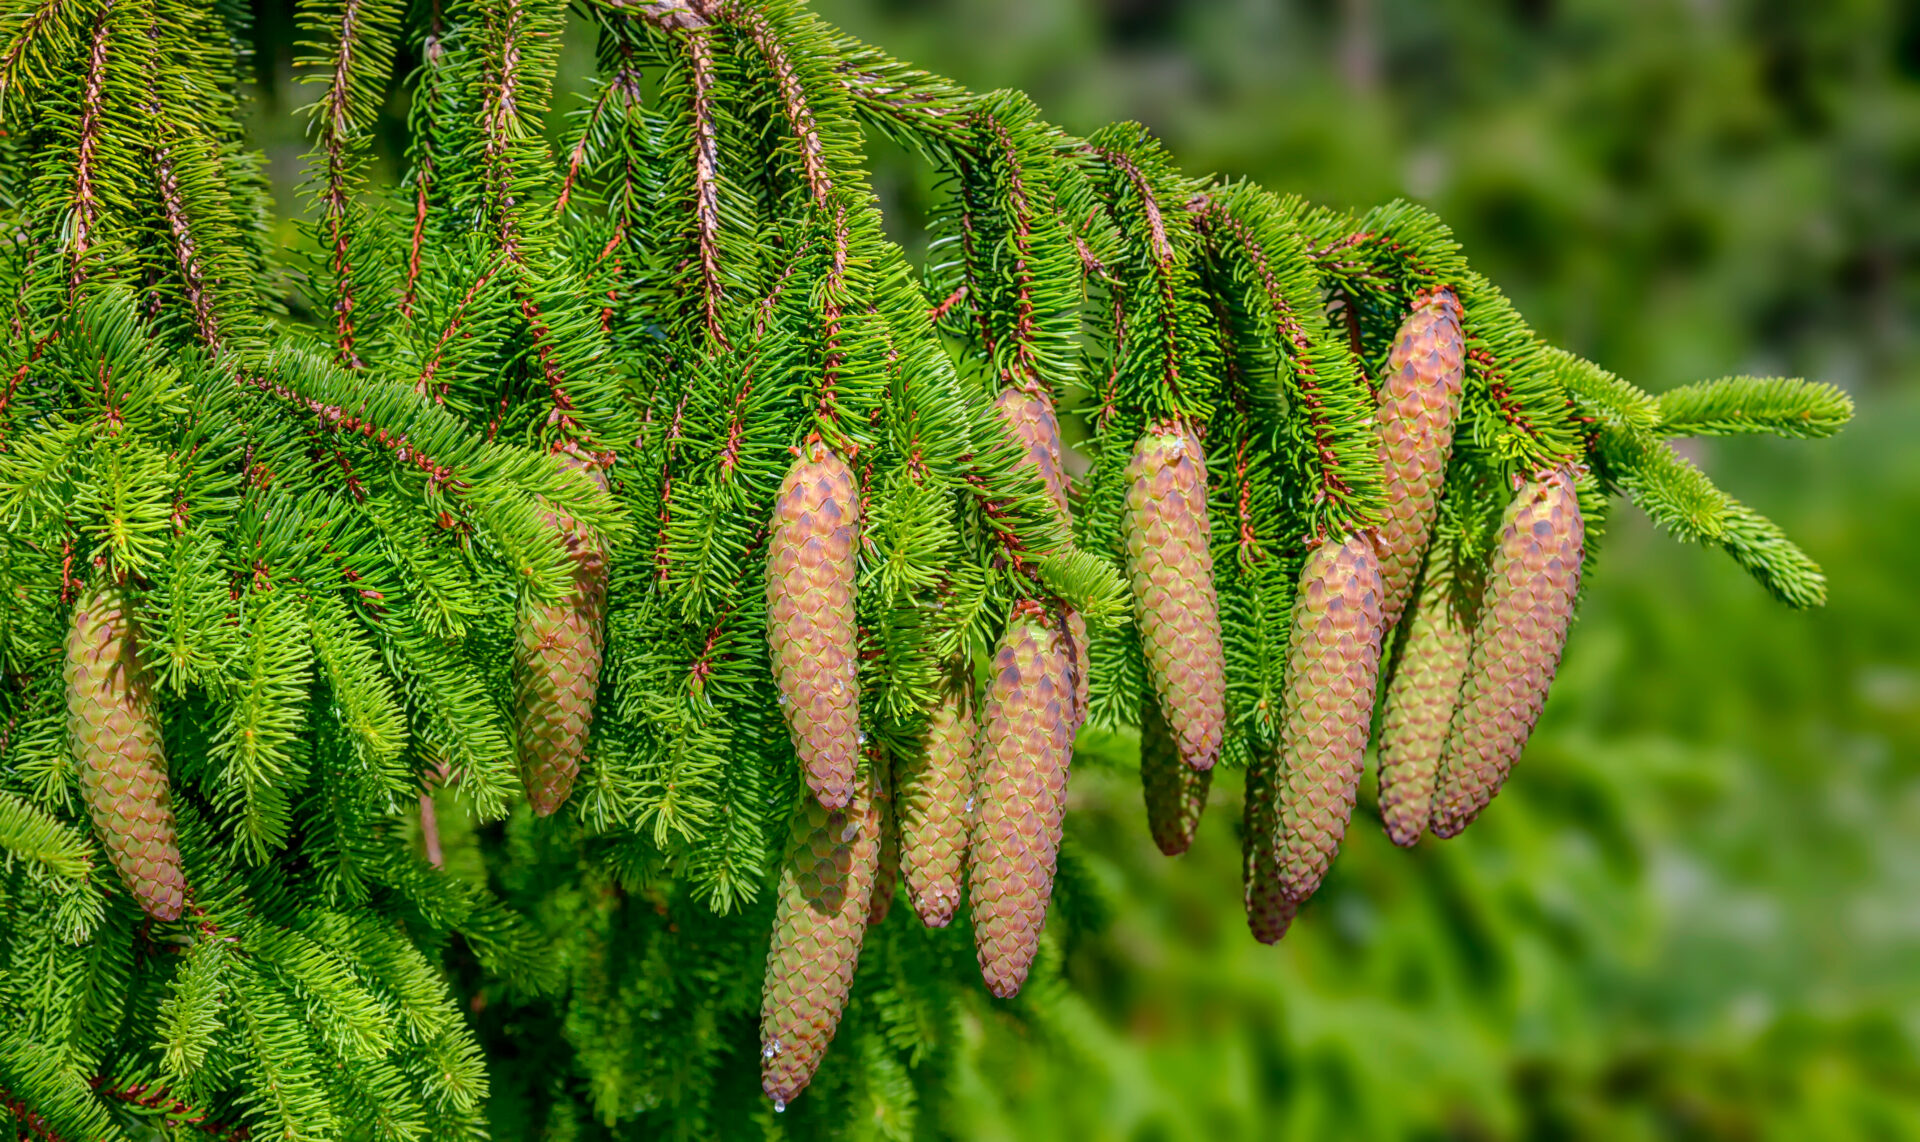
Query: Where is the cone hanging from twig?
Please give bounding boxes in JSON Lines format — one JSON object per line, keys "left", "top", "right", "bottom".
{"left": 1430, "top": 469, "right": 1585, "bottom": 838}
{"left": 767, "top": 439, "right": 861, "bottom": 809}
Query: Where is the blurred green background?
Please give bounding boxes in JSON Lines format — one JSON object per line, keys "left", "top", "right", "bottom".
{"left": 244, "top": 1, "right": 1918, "bottom": 1137}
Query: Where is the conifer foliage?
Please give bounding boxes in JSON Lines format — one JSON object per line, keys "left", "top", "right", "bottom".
{"left": 0, "top": 0, "right": 1851, "bottom": 1135}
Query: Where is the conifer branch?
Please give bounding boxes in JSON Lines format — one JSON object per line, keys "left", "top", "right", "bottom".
{"left": 65, "top": 1, "right": 110, "bottom": 297}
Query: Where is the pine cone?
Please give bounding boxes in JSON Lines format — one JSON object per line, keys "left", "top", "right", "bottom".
{"left": 970, "top": 609, "right": 1074, "bottom": 998}
{"left": 1123, "top": 424, "right": 1226, "bottom": 771}
{"left": 1141, "top": 694, "right": 1211, "bottom": 856}
{"left": 65, "top": 582, "right": 186, "bottom": 922}
{"left": 766, "top": 440, "right": 861, "bottom": 809}
{"left": 995, "top": 389, "right": 1090, "bottom": 729}
{"left": 760, "top": 768, "right": 883, "bottom": 1108}
{"left": 513, "top": 455, "right": 609, "bottom": 816}
{"left": 1430, "top": 470, "right": 1584, "bottom": 838}
{"left": 868, "top": 751, "right": 899, "bottom": 928}
{"left": 1241, "top": 753, "right": 1298, "bottom": 944}
{"left": 1376, "top": 551, "right": 1472, "bottom": 847}
{"left": 898, "top": 672, "right": 975, "bottom": 928}
{"left": 1274, "top": 534, "right": 1384, "bottom": 903}
{"left": 1375, "top": 289, "right": 1465, "bottom": 632}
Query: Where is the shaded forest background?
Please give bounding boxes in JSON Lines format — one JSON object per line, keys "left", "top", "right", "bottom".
{"left": 237, "top": 1, "right": 1920, "bottom": 1137}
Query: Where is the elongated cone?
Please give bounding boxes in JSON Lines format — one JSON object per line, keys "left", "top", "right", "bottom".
{"left": 898, "top": 673, "right": 975, "bottom": 927}
{"left": 995, "top": 388, "right": 1090, "bottom": 728}
{"left": 513, "top": 455, "right": 609, "bottom": 816}
{"left": 767, "top": 440, "right": 860, "bottom": 809}
{"left": 1242, "top": 753, "right": 1298, "bottom": 944}
{"left": 761, "top": 769, "right": 882, "bottom": 1107}
{"left": 1375, "top": 289, "right": 1466, "bottom": 632}
{"left": 1376, "top": 551, "right": 1472, "bottom": 847}
{"left": 970, "top": 609, "right": 1074, "bottom": 998}
{"left": 66, "top": 583, "right": 185, "bottom": 922}
{"left": 1123, "top": 424, "right": 1226, "bottom": 771}
{"left": 868, "top": 753, "right": 899, "bottom": 928}
{"left": 1141, "top": 695, "right": 1211, "bottom": 856}
{"left": 1274, "top": 534, "right": 1385, "bottom": 902}
{"left": 1430, "top": 470, "right": 1584, "bottom": 838}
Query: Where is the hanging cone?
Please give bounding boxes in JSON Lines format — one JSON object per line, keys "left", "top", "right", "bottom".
{"left": 1242, "top": 751, "right": 1297, "bottom": 944}
{"left": 513, "top": 454, "right": 609, "bottom": 816}
{"left": 1123, "top": 423, "right": 1226, "bottom": 771}
{"left": 1375, "top": 289, "right": 1466, "bottom": 632}
{"left": 1430, "top": 469, "right": 1584, "bottom": 838}
{"left": 995, "top": 388, "right": 1089, "bottom": 728}
{"left": 760, "top": 767, "right": 883, "bottom": 1108}
{"left": 1376, "top": 548, "right": 1473, "bottom": 847}
{"left": 969, "top": 607, "right": 1074, "bottom": 998}
{"left": 766, "top": 439, "right": 861, "bottom": 809}
{"left": 1141, "top": 694, "right": 1211, "bottom": 856}
{"left": 65, "top": 582, "right": 186, "bottom": 922}
{"left": 898, "top": 671, "right": 975, "bottom": 928}
{"left": 1274, "top": 533, "right": 1384, "bottom": 903}
{"left": 868, "top": 749, "right": 899, "bottom": 928}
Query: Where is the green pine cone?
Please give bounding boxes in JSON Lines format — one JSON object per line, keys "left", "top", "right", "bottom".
{"left": 899, "top": 672, "right": 975, "bottom": 928}
{"left": 65, "top": 582, "right": 186, "bottom": 922}
{"left": 1375, "top": 289, "right": 1466, "bottom": 632}
{"left": 1376, "top": 550, "right": 1473, "bottom": 847}
{"left": 1242, "top": 752, "right": 1298, "bottom": 945}
{"left": 1430, "top": 469, "right": 1585, "bottom": 838}
{"left": 1274, "top": 533, "right": 1385, "bottom": 903}
{"left": 766, "top": 440, "right": 861, "bottom": 809}
{"left": 995, "top": 388, "right": 1090, "bottom": 729}
{"left": 1123, "top": 423, "right": 1226, "bottom": 771}
{"left": 1141, "top": 694, "right": 1211, "bottom": 856}
{"left": 970, "top": 608, "right": 1074, "bottom": 998}
{"left": 869, "top": 750, "right": 899, "bottom": 928}
{"left": 513, "top": 456, "right": 609, "bottom": 816}
{"left": 760, "top": 767, "right": 883, "bottom": 1108}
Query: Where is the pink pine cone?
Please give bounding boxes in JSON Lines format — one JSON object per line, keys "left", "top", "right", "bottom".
{"left": 766, "top": 440, "right": 861, "bottom": 809}
{"left": 760, "top": 767, "right": 883, "bottom": 1107}
{"left": 1430, "top": 469, "right": 1584, "bottom": 838}
{"left": 513, "top": 455, "right": 609, "bottom": 816}
{"left": 1141, "top": 695, "right": 1211, "bottom": 856}
{"left": 66, "top": 583, "right": 186, "bottom": 922}
{"left": 1274, "top": 533, "right": 1385, "bottom": 903}
{"left": 1242, "top": 755, "right": 1298, "bottom": 945}
{"left": 969, "top": 609, "right": 1074, "bottom": 998}
{"left": 1375, "top": 289, "right": 1465, "bottom": 633}
{"left": 1123, "top": 423, "right": 1226, "bottom": 771}
{"left": 899, "top": 673, "right": 976, "bottom": 928}
{"left": 1376, "top": 552, "right": 1472, "bottom": 847}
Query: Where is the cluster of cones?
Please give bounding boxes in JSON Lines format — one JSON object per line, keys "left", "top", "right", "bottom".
{"left": 61, "top": 291, "right": 1580, "bottom": 1110}
{"left": 750, "top": 289, "right": 1586, "bottom": 1106}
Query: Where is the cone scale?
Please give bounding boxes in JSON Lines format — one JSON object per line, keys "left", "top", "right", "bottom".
{"left": 760, "top": 768, "right": 883, "bottom": 1108}
{"left": 1141, "top": 695, "right": 1211, "bottom": 856}
{"left": 513, "top": 455, "right": 609, "bottom": 816}
{"left": 1375, "top": 289, "right": 1466, "bottom": 633}
{"left": 1123, "top": 423, "right": 1227, "bottom": 771}
{"left": 1376, "top": 551, "right": 1473, "bottom": 847}
{"left": 1272, "top": 534, "right": 1385, "bottom": 903}
{"left": 1430, "top": 469, "right": 1585, "bottom": 838}
{"left": 969, "top": 608, "right": 1074, "bottom": 998}
{"left": 898, "top": 672, "right": 976, "bottom": 928}
{"left": 65, "top": 582, "right": 186, "bottom": 922}
{"left": 766, "top": 440, "right": 861, "bottom": 809}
